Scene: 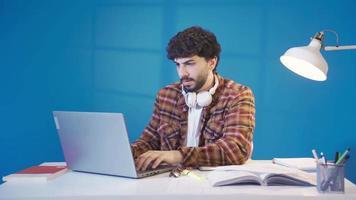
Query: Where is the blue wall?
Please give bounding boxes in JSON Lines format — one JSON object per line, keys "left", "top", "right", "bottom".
{"left": 1, "top": 0, "right": 355, "bottom": 183}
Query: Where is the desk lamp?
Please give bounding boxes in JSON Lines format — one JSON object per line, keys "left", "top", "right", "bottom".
{"left": 280, "top": 30, "right": 356, "bottom": 81}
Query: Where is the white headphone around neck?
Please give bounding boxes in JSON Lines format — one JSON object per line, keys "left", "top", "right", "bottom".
{"left": 182, "top": 75, "right": 219, "bottom": 108}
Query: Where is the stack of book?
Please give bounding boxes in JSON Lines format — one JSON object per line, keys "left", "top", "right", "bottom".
{"left": 3, "top": 164, "right": 68, "bottom": 183}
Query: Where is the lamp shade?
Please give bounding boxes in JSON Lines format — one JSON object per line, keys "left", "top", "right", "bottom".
{"left": 280, "top": 38, "right": 328, "bottom": 81}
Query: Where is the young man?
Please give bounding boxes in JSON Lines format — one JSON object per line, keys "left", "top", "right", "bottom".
{"left": 132, "top": 26, "right": 255, "bottom": 171}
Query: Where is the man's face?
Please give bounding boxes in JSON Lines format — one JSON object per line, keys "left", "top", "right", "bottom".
{"left": 174, "top": 55, "right": 215, "bottom": 93}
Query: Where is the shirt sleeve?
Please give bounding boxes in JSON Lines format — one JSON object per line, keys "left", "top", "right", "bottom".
{"left": 131, "top": 95, "right": 161, "bottom": 159}
{"left": 178, "top": 86, "right": 255, "bottom": 167}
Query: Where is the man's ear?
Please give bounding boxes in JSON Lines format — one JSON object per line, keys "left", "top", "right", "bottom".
{"left": 208, "top": 57, "right": 218, "bottom": 71}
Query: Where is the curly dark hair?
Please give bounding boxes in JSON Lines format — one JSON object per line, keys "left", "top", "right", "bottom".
{"left": 166, "top": 26, "right": 221, "bottom": 71}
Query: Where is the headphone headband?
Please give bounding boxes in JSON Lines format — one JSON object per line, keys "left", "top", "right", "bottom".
{"left": 208, "top": 74, "right": 219, "bottom": 95}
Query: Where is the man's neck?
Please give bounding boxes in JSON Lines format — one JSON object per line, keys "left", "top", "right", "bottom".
{"left": 197, "top": 72, "right": 214, "bottom": 92}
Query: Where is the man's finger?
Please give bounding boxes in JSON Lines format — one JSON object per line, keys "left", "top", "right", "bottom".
{"left": 136, "top": 151, "right": 153, "bottom": 171}
{"left": 152, "top": 156, "right": 164, "bottom": 169}
{"left": 141, "top": 153, "right": 158, "bottom": 171}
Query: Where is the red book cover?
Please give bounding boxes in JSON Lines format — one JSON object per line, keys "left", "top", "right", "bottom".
{"left": 16, "top": 166, "right": 67, "bottom": 174}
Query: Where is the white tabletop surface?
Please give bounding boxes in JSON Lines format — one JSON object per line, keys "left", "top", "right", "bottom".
{"left": 1, "top": 161, "right": 355, "bottom": 200}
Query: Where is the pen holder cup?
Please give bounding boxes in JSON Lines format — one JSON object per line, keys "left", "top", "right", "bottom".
{"left": 316, "top": 162, "right": 345, "bottom": 193}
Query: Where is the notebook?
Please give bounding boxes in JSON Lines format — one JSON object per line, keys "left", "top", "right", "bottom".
{"left": 52, "top": 111, "right": 173, "bottom": 178}
{"left": 272, "top": 158, "right": 317, "bottom": 172}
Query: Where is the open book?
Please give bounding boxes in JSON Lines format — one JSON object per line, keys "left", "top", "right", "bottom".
{"left": 207, "top": 161, "right": 316, "bottom": 187}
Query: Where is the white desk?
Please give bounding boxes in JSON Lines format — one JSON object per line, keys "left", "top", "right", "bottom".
{"left": 1, "top": 161, "right": 355, "bottom": 200}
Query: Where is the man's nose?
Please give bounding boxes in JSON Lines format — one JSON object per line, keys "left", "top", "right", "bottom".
{"left": 178, "top": 65, "right": 188, "bottom": 77}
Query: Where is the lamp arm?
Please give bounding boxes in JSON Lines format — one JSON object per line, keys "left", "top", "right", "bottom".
{"left": 324, "top": 45, "right": 356, "bottom": 51}
{"left": 319, "top": 29, "right": 356, "bottom": 51}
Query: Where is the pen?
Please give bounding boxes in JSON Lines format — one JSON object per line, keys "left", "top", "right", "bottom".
{"left": 320, "top": 152, "right": 327, "bottom": 165}
{"left": 336, "top": 148, "right": 351, "bottom": 165}
{"left": 334, "top": 151, "right": 340, "bottom": 163}
{"left": 182, "top": 169, "right": 204, "bottom": 181}
{"left": 312, "top": 149, "right": 319, "bottom": 163}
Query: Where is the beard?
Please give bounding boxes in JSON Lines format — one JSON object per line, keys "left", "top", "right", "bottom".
{"left": 181, "top": 74, "right": 208, "bottom": 93}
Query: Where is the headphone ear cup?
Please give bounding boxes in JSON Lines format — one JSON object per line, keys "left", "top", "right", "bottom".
{"left": 186, "top": 92, "right": 197, "bottom": 108}
{"left": 182, "top": 74, "right": 219, "bottom": 108}
{"left": 196, "top": 91, "right": 212, "bottom": 107}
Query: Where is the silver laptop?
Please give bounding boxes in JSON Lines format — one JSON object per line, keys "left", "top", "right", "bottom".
{"left": 52, "top": 111, "right": 173, "bottom": 178}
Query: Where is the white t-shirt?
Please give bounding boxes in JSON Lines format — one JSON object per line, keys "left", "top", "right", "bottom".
{"left": 186, "top": 106, "right": 203, "bottom": 147}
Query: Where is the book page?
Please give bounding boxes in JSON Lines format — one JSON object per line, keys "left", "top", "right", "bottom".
{"left": 263, "top": 172, "right": 316, "bottom": 186}
{"left": 207, "top": 170, "right": 262, "bottom": 186}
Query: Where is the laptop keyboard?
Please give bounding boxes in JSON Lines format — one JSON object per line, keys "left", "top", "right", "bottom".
{"left": 136, "top": 164, "right": 173, "bottom": 178}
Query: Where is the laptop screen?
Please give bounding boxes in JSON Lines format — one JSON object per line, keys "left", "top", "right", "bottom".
{"left": 53, "top": 111, "right": 139, "bottom": 178}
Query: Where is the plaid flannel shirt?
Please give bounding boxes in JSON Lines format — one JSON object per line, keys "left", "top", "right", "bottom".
{"left": 131, "top": 74, "right": 255, "bottom": 167}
